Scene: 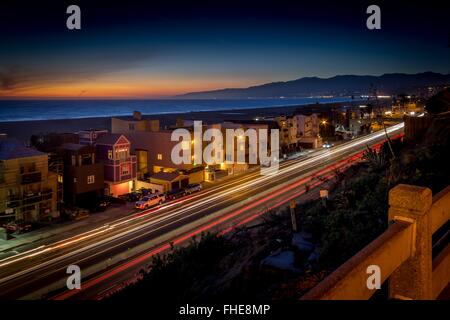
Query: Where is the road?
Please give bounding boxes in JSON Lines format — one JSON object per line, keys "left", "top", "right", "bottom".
{"left": 0, "top": 123, "right": 404, "bottom": 300}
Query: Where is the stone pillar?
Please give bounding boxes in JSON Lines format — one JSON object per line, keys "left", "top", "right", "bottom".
{"left": 388, "top": 184, "right": 432, "bottom": 300}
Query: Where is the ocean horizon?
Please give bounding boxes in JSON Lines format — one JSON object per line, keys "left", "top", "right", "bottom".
{"left": 0, "top": 97, "right": 352, "bottom": 122}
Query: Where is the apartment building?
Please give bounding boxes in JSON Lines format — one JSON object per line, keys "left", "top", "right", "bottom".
{"left": 0, "top": 138, "right": 58, "bottom": 223}
{"left": 111, "top": 111, "right": 160, "bottom": 134}
{"left": 61, "top": 143, "right": 104, "bottom": 206}
{"left": 293, "top": 113, "right": 322, "bottom": 149}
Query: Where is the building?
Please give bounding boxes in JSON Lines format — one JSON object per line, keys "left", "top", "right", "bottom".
{"left": 148, "top": 171, "right": 189, "bottom": 193}
{"left": 95, "top": 134, "right": 137, "bottom": 197}
{"left": 293, "top": 113, "right": 322, "bottom": 149}
{"left": 207, "top": 121, "right": 271, "bottom": 176}
{"left": 275, "top": 116, "right": 299, "bottom": 152}
{"left": 78, "top": 129, "right": 108, "bottom": 146}
{"left": 0, "top": 138, "right": 58, "bottom": 223}
{"left": 111, "top": 111, "right": 160, "bottom": 134}
{"left": 29, "top": 132, "right": 79, "bottom": 211}
{"left": 30, "top": 132, "right": 79, "bottom": 153}
{"left": 61, "top": 143, "right": 104, "bottom": 206}
{"left": 126, "top": 130, "right": 200, "bottom": 178}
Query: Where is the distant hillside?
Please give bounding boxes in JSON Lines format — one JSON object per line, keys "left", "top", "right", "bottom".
{"left": 176, "top": 72, "right": 450, "bottom": 99}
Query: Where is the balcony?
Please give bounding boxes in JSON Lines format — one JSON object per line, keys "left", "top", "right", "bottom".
{"left": 6, "top": 195, "right": 21, "bottom": 208}
{"left": 7, "top": 189, "right": 53, "bottom": 207}
{"left": 21, "top": 171, "right": 42, "bottom": 184}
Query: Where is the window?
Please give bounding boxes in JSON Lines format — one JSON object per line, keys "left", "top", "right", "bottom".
{"left": 121, "top": 164, "right": 130, "bottom": 176}
{"left": 129, "top": 123, "right": 135, "bottom": 131}
{"left": 115, "top": 147, "right": 129, "bottom": 160}
{"left": 157, "top": 154, "right": 163, "bottom": 160}
{"left": 108, "top": 150, "right": 113, "bottom": 160}
{"left": 87, "top": 175, "right": 95, "bottom": 184}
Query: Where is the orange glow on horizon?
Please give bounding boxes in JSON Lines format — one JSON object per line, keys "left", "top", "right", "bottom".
{"left": 0, "top": 75, "right": 260, "bottom": 99}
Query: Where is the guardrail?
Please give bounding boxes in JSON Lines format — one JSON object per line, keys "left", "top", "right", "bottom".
{"left": 301, "top": 184, "right": 450, "bottom": 300}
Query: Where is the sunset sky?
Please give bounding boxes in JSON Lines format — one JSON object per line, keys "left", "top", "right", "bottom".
{"left": 0, "top": 0, "right": 449, "bottom": 99}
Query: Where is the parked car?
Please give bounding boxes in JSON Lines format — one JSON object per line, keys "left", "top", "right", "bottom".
{"left": 166, "top": 188, "right": 186, "bottom": 200}
{"left": 119, "top": 192, "right": 141, "bottom": 202}
{"left": 185, "top": 183, "right": 202, "bottom": 194}
{"left": 3, "top": 221, "right": 32, "bottom": 234}
{"left": 89, "top": 196, "right": 111, "bottom": 212}
{"left": 135, "top": 193, "right": 166, "bottom": 210}
{"left": 138, "top": 188, "right": 152, "bottom": 197}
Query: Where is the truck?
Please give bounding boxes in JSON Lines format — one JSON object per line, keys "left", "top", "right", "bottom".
{"left": 135, "top": 193, "right": 166, "bottom": 210}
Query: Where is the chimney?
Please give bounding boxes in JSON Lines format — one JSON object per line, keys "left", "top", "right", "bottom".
{"left": 133, "top": 111, "right": 142, "bottom": 121}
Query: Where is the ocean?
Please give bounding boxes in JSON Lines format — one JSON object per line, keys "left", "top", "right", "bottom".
{"left": 0, "top": 98, "right": 352, "bottom": 122}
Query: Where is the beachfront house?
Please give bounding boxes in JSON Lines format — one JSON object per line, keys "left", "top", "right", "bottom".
{"left": 0, "top": 138, "right": 58, "bottom": 223}
{"left": 61, "top": 143, "right": 104, "bottom": 206}
{"left": 95, "top": 134, "right": 137, "bottom": 197}
{"left": 111, "top": 111, "right": 160, "bottom": 134}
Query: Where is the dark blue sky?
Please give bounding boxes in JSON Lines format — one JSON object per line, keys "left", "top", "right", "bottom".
{"left": 0, "top": 0, "right": 449, "bottom": 98}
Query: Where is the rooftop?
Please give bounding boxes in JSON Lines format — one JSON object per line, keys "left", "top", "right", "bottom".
{"left": 0, "top": 138, "right": 45, "bottom": 160}
{"left": 150, "top": 171, "right": 183, "bottom": 182}
{"left": 95, "top": 133, "right": 128, "bottom": 145}
{"left": 61, "top": 143, "right": 91, "bottom": 152}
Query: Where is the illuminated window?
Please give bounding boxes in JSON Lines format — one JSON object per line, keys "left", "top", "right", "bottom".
{"left": 87, "top": 175, "right": 95, "bottom": 184}
{"left": 108, "top": 150, "right": 113, "bottom": 160}
{"left": 121, "top": 164, "right": 130, "bottom": 175}
{"left": 115, "top": 147, "right": 129, "bottom": 160}
{"left": 157, "top": 154, "right": 163, "bottom": 160}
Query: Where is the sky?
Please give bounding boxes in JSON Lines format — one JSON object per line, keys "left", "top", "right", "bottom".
{"left": 0, "top": 0, "right": 449, "bottom": 99}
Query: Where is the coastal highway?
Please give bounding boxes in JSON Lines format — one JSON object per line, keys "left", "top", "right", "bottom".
{"left": 0, "top": 123, "right": 404, "bottom": 299}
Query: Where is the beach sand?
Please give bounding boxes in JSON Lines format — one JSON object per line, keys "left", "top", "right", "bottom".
{"left": 0, "top": 102, "right": 356, "bottom": 143}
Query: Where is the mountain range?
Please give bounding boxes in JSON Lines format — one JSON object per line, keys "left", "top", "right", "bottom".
{"left": 176, "top": 72, "right": 450, "bottom": 99}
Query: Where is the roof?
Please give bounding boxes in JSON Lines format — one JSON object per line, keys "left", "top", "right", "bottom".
{"left": 95, "top": 133, "right": 129, "bottom": 145}
{"left": 0, "top": 138, "right": 46, "bottom": 160}
{"left": 61, "top": 143, "right": 86, "bottom": 151}
{"left": 150, "top": 171, "right": 183, "bottom": 182}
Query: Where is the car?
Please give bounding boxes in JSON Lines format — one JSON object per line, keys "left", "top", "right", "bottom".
{"left": 89, "top": 197, "right": 111, "bottom": 212}
{"left": 118, "top": 192, "right": 141, "bottom": 202}
{"left": 3, "top": 221, "right": 32, "bottom": 234}
{"left": 322, "top": 142, "right": 334, "bottom": 149}
{"left": 166, "top": 188, "right": 186, "bottom": 200}
{"left": 135, "top": 193, "right": 166, "bottom": 209}
{"left": 138, "top": 188, "right": 152, "bottom": 197}
{"left": 185, "top": 183, "right": 202, "bottom": 194}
